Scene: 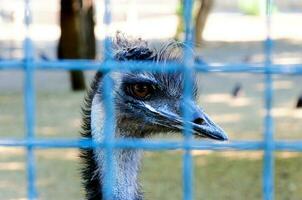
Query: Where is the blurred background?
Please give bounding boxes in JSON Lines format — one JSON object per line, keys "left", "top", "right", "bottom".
{"left": 0, "top": 0, "right": 302, "bottom": 199}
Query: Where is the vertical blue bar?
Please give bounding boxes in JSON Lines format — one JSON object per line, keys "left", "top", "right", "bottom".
{"left": 104, "top": 0, "right": 112, "bottom": 60}
{"left": 182, "top": 0, "right": 194, "bottom": 200}
{"left": 102, "top": 0, "right": 115, "bottom": 199}
{"left": 263, "top": 0, "right": 274, "bottom": 200}
{"left": 24, "top": 0, "right": 37, "bottom": 199}
{"left": 102, "top": 75, "right": 115, "bottom": 200}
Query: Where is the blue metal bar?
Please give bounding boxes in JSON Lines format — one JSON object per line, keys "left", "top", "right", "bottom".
{"left": 182, "top": 0, "right": 194, "bottom": 199}
{"left": 0, "top": 59, "right": 300, "bottom": 73}
{"left": 23, "top": 0, "right": 37, "bottom": 199}
{"left": 103, "top": 0, "right": 113, "bottom": 60}
{"left": 102, "top": 0, "right": 115, "bottom": 199}
{"left": 0, "top": 60, "right": 24, "bottom": 69}
{"left": 32, "top": 61, "right": 302, "bottom": 75}
{"left": 263, "top": 0, "right": 275, "bottom": 200}
{"left": 0, "top": 139, "right": 263, "bottom": 150}
{"left": 102, "top": 75, "right": 116, "bottom": 200}
{"left": 2, "top": 60, "right": 302, "bottom": 75}
{"left": 3, "top": 139, "right": 302, "bottom": 152}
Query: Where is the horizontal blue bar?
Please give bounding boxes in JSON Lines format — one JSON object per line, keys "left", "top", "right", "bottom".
{"left": 1, "top": 60, "right": 302, "bottom": 74}
{"left": 0, "top": 138, "right": 301, "bottom": 151}
{"left": 0, "top": 60, "right": 24, "bottom": 69}
{"left": 0, "top": 138, "right": 263, "bottom": 150}
{"left": 36, "top": 60, "right": 182, "bottom": 71}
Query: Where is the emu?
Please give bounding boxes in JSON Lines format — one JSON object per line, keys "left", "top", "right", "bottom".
{"left": 80, "top": 36, "right": 228, "bottom": 200}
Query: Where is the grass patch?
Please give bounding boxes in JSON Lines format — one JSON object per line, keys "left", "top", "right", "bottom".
{"left": 0, "top": 73, "right": 302, "bottom": 199}
{"left": 2, "top": 150, "right": 302, "bottom": 199}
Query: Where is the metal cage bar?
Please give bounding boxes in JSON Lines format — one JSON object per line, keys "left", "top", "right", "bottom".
{"left": 263, "top": 0, "right": 275, "bottom": 200}
{"left": 0, "top": 0, "right": 300, "bottom": 199}
{"left": 1, "top": 60, "right": 302, "bottom": 74}
{"left": 23, "top": 0, "right": 37, "bottom": 199}
{"left": 101, "top": 0, "right": 116, "bottom": 199}
{"left": 182, "top": 0, "right": 194, "bottom": 199}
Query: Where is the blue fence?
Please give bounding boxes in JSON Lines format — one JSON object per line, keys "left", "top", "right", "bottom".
{"left": 1, "top": 0, "right": 302, "bottom": 200}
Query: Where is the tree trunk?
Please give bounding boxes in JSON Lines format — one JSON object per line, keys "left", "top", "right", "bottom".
{"left": 58, "top": 0, "right": 96, "bottom": 91}
{"left": 81, "top": 0, "right": 96, "bottom": 59}
{"left": 195, "top": 0, "right": 214, "bottom": 46}
{"left": 175, "top": 0, "right": 214, "bottom": 46}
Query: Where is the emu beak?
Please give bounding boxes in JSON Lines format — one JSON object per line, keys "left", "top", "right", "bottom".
{"left": 151, "top": 102, "right": 228, "bottom": 141}
{"left": 180, "top": 101, "right": 228, "bottom": 141}
{"left": 190, "top": 110, "right": 228, "bottom": 141}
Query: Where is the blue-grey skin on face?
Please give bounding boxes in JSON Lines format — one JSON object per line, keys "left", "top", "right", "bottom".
{"left": 111, "top": 70, "right": 228, "bottom": 141}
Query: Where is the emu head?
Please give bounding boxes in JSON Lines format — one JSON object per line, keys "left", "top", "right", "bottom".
{"left": 93, "top": 36, "right": 228, "bottom": 141}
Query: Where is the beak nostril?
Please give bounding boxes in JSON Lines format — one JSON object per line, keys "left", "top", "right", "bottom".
{"left": 193, "top": 117, "right": 204, "bottom": 125}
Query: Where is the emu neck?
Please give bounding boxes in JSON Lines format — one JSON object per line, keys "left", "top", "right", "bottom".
{"left": 94, "top": 147, "right": 142, "bottom": 200}
{"left": 91, "top": 96, "right": 143, "bottom": 200}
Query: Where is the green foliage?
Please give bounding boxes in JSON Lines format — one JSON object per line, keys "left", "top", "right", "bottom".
{"left": 238, "top": 0, "right": 278, "bottom": 16}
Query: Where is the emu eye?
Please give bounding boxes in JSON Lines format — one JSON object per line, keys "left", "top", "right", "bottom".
{"left": 129, "top": 84, "right": 154, "bottom": 99}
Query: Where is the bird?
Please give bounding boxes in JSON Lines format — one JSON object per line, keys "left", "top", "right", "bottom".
{"left": 231, "top": 82, "right": 242, "bottom": 98}
{"left": 38, "top": 51, "right": 50, "bottom": 61}
{"left": 80, "top": 35, "right": 228, "bottom": 200}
